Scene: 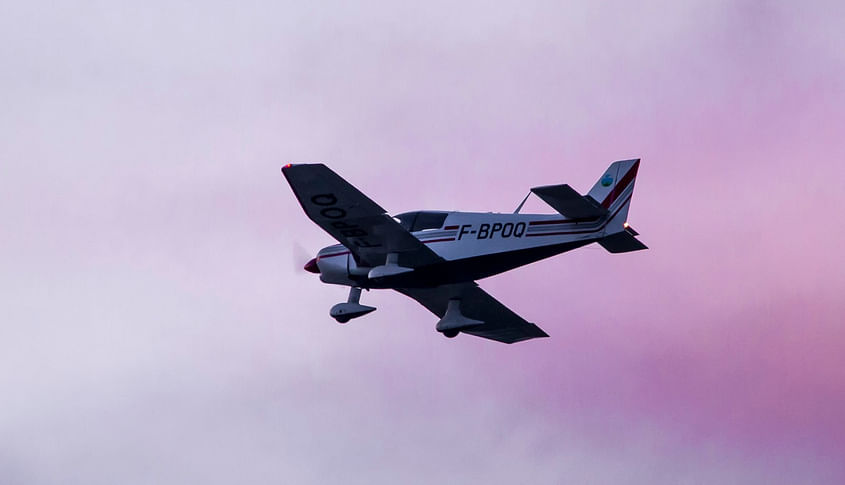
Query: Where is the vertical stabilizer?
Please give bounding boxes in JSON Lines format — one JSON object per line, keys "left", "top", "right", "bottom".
{"left": 587, "top": 159, "right": 640, "bottom": 212}
{"left": 587, "top": 159, "right": 640, "bottom": 233}
{"left": 589, "top": 159, "right": 647, "bottom": 252}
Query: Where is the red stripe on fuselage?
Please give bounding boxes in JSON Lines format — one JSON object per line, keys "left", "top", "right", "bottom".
{"left": 526, "top": 229, "right": 599, "bottom": 237}
{"left": 318, "top": 237, "right": 454, "bottom": 260}
{"left": 525, "top": 195, "right": 632, "bottom": 237}
{"left": 318, "top": 251, "right": 349, "bottom": 259}
{"left": 529, "top": 218, "right": 596, "bottom": 226}
{"left": 421, "top": 238, "right": 456, "bottom": 244}
{"left": 528, "top": 219, "right": 582, "bottom": 226}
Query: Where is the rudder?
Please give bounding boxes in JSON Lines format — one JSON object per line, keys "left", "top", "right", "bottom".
{"left": 587, "top": 158, "right": 640, "bottom": 213}
{"left": 589, "top": 159, "right": 647, "bottom": 252}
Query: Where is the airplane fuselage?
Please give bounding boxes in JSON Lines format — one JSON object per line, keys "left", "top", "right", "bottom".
{"left": 315, "top": 210, "right": 615, "bottom": 289}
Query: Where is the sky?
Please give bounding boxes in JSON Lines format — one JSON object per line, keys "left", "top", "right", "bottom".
{"left": 1, "top": 1, "right": 844, "bottom": 483}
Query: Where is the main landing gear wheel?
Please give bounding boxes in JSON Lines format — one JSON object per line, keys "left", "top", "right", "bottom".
{"left": 442, "top": 329, "right": 459, "bottom": 338}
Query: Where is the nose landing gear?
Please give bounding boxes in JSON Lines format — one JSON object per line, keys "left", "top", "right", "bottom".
{"left": 330, "top": 287, "right": 376, "bottom": 324}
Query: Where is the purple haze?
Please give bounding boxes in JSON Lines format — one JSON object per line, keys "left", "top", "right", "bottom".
{"left": 1, "top": 1, "right": 844, "bottom": 483}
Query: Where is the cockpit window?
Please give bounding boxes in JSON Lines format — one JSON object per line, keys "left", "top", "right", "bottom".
{"left": 393, "top": 211, "right": 448, "bottom": 232}
{"left": 412, "top": 212, "right": 448, "bottom": 231}
{"left": 394, "top": 212, "right": 417, "bottom": 231}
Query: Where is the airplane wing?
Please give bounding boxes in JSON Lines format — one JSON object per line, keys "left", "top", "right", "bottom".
{"left": 396, "top": 283, "right": 549, "bottom": 344}
{"left": 282, "top": 164, "right": 444, "bottom": 268}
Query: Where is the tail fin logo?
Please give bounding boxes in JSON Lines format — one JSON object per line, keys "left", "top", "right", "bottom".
{"left": 600, "top": 174, "right": 614, "bottom": 187}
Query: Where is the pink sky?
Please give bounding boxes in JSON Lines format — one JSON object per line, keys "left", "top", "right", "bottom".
{"left": 1, "top": 1, "right": 844, "bottom": 483}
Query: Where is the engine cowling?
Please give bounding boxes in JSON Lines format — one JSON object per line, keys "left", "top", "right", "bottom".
{"left": 315, "top": 252, "right": 360, "bottom": 286}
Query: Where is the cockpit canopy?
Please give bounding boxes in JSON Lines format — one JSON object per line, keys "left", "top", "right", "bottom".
{"left": 393, "top": 211, "right": 449, "bottom": 232}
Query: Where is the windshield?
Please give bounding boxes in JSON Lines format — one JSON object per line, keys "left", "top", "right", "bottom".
{"left": 393, "top": 211, "right": 448, "bottom": 232}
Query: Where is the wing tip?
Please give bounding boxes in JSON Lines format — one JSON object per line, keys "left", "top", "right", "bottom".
{"left": 281, "top": 162, "right": 320, "bottom": 173}
{"left": 468, "top": 324, "right": 549, "bottom": 344}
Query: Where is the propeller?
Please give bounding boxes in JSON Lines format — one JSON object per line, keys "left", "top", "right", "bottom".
{"left": 292, "top": 241, "right": 318, "bottom": 274}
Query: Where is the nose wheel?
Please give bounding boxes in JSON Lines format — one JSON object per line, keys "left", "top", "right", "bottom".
{"left": 330, "top": 287, "right": 376, "bottom": 323}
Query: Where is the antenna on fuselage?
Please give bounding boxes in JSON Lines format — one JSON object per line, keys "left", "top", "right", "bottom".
{"left": 513, "top": 192, "right": 531, "bottom": 214}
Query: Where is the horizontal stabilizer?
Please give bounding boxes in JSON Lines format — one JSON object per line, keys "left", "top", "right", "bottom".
{"left": 599, "top": 231, "right": 648, "bottom": 253}
{"left": 531, "top": 184, "right": 607, "bottom": 220}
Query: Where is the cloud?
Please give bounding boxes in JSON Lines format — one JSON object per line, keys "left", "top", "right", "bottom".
{"left": 1, "top": 1, "right": 843, "bottom": 483}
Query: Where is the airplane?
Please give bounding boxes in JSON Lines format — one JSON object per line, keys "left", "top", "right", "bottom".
{"left": 282, "top": 159, "right": 646, "bottom": 344}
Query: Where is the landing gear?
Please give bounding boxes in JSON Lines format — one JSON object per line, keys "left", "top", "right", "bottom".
{"left": 330, "top": 287, "right": 376, "bottom": 324}
{"left": 436, "top": 299, "right": 482, "bottom": 339}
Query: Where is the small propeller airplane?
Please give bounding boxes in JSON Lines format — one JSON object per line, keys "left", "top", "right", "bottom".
{"left": 283, "top": 159, "right": 646, "bottom": 344}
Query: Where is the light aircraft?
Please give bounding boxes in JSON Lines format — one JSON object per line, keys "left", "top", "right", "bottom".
{"left": 283, "top": 159, "right": 646, "bottom": 344}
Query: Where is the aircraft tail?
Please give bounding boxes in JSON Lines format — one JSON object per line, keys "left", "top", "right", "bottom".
{"left": 587, "top": 159, "right": 648, "bottom": 253}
